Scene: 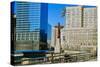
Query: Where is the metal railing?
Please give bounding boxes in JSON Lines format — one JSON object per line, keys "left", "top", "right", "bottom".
{"left": 14, "top": 52, "right": 97, "bottom": 65}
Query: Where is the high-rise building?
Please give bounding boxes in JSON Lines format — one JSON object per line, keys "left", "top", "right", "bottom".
{"left": 65, "top": 6, "right": 82, "bottom": 28}
{"left": 47, "top": 24, "right": 52, "bottom": 49}
{"left": 83, "top": 7, "right": 97, "bottom": 28}
{"left": 63, "top": 6, "right": 97, "bottom": 53}
{"left": 65, "top": 6, "right": 97, "bottom": 28}
{"left": 11, "top": 1, "right": 48, "bottom": 51}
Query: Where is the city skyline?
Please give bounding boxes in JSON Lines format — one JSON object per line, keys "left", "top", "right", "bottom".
{"left": 48, "top": 3, "right": 96, "bottom": 27}
{"left": 11, "top": 1, "right": 96, "bottom": 27}
{"left": 11, "top": 1, "right": 97, "bottom": 65}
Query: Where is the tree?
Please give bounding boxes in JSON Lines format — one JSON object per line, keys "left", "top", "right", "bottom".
{"left": 61, "top": 8, "right": 66, "bottom": 17}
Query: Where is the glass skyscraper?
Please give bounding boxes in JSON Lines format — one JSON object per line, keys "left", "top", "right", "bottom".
{"left": 11, "top": 1, "right": 48, "bottom": 51}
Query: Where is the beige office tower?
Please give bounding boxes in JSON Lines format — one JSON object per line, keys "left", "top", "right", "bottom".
{"left": 63, "top": 6, "right": 97, "bottom": 55}
{"left": 65, "top": 6, "right": 82, "bottom": 28}
{"left": 83, "top": 7, "right": 97, "bottom": 28}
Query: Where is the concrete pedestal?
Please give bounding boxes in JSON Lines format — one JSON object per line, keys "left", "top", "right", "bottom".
{"left": 54, "top": 39, "right": 60, "bottom": 53}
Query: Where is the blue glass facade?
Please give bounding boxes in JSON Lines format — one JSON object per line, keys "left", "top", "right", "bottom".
{"left": 16, "top": 2, "right": 41, "bottom": 32}
{"left": 11, "top": 1, "right": 48, "bottom": 51}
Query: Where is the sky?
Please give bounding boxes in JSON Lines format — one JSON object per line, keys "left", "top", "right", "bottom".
{"left": 48, "top": 3, "right": 66, "bottom": 26}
